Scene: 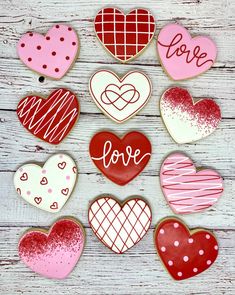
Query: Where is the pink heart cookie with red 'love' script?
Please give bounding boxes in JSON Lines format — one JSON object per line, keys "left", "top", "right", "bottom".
{"left": 155, "top": 218, "right": 219, "bottom": 280}
{"left": 157, "top": 23, "right": 217, "bottom": 80}
{"left": 19, "top": 218, "right": 85, "bottom": 279}
{"left": 94, "top": 8, "right": 156, "bottom": 62}
{"left": 160, "top": 152, "right": 223, "bottom": 214}
{"left": 17, "top": 88, "right": 79, "bottom": 144}
{"left": 89, "top": 131, "right": 152, "bottom": 185}
{"left": 160, "top": 87, "right": 221, "bottom": 144}
{"left": 17, "top": 24, "right": 79, "bottom": 79}
{"left": 89, "top": 196, "right": 152, "bottom": 254}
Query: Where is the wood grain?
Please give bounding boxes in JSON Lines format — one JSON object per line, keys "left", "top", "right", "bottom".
{"left": 0, "top": 0, "right": 234, "bottom": 294}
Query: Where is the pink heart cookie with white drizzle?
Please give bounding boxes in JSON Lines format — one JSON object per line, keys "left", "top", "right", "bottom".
{"left": 17, "top": 24, "right": 79, "bottom": 79}
{"left": 157, "top": 23, "right": 217, "bottom": 80}
{"left": 160, "top": 152, "right": 223, "bottom": 214}
{"left": 19, "top": 218, "right": 85, "bottom": 279}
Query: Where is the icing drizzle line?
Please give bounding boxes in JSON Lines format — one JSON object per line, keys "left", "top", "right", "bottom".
{"left": 17, "top": 89, "right": 78, "bottom": 143}
{"left": 161, "top": 155, "right": 223, "bottom": 213}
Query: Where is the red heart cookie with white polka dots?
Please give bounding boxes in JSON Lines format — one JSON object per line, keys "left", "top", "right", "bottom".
{"left": 155, "top": 218, "right": 219, "bottom": 280}
{"left": 14, "top": 154, "right": 77, "bottom": 213}
{"left": 17, "top": 24, "right": 79, "bottom": 79}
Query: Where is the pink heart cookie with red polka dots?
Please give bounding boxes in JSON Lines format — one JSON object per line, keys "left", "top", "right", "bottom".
{"left": 17, "top": 24, "right": 79, "bottom": 79}
{"left": 155, "top": 218, "right": 219, "bottom": 280}
{"left": 19, "top": 218, "right": 85, "bottom": 279}
{"left": 14, "top": 154, "right": 77, "bottom": 213}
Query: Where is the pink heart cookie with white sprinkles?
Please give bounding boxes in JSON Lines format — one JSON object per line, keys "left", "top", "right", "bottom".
{"left": 157, "top": 23, "right": 217, "bottom": 80}
{"left": 19, "top": 218, "right": 85, "bottom": 279}
{"left": 17, "top": 24, "right": 79, "bottom": 79}
{"left": 160, "top": 152, "right": 223, "bottom": 214}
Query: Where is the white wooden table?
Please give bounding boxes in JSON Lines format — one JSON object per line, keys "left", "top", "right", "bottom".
{"left": 0, "top": 0, "right": 234, "bottom": 294}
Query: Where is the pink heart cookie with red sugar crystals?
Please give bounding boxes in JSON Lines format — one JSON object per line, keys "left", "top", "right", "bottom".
{"left": 155, "top": 218, "right": 219, "bottom": 280}
{"left": 157, "top": 23, "right": 217, "bottom": 80}
{"left": 160, "top": 152, "right": 223, "bottom": 214}
{"left": 160, "top": 87, "right": 221, "bottom": 144}
{"left": 94, "top": 8, "right": 156, "bottom": 62}
{"left": 17, "top": 24, "right": 79, "bottom": 79}
{"left": 88, "top": 196, "right": 152, "bottom": 254}
{"left": 19, "top": 218, "right": 85, "bottom": 279}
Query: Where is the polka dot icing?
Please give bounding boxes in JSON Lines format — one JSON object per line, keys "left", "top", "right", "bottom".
{"left": 155, "top": 218, "right": 219, "bottom": 281}
{"left": 17, "top": 24, "right": 79, "bottom": 79}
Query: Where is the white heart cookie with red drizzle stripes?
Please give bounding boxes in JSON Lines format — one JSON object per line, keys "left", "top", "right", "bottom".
{"left": 14, "top": 154, "right": 77, "bottom": 213}
{"left": 160, "top": 152, "right": 223, "bottom": 214}
{"left": 88, "top": 196, "right": 152, "bottom": 254}
{"left": 89, "top": 70, "right": 152, "bottom": 123}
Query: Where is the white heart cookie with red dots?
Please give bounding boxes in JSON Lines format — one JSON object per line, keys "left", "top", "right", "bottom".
{"left": 89, "top": 70, "right": 152, "bottom": 123}
{"left": 14, "top": 154, "right": 77, "bottom": 213}
{"left": 17, "top": 24, "right": 79, "bottom": 79}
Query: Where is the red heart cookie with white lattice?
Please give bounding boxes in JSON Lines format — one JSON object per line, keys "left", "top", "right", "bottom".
{"left": 154, "top": 218, "right": 219, "bottom": 280}
{"left": 19, "top": 218, "right": 85, "bottom": 279}
{"left": 94, "top": 8, "right": 156, "bottom": 62}
{"left": 17, "top": 24, "right": 79, "bottom": 79}
{"left": 89, "top": 70, "right": 152, "bottom": 123}
{"left": 89, "top": 131, "right": 152, "bottom": 185}
{"left": 160, "top": 152, "right": 223, "bottom": 214}
{"left": 17, "top": 88, "right": 79, "bottom": 145}
{"left": 160, "top": 87, "right": 221, "bottom": 144}
{"left": 14, "top": 154, "right": 77, "bottom": 213}
{"left": 89, "top": 196, "right": 152, "bottom": 254}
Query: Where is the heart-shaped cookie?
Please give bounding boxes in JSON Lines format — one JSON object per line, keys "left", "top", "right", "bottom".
{"left": 89, "top": 196, "right": 152, "bottom": 254}
{"left": 160, "top": 87, "right": 221, "bottom": 144}
{"left": 89, "top": 70, "right": 152, "bottom": 123}
{"left": 17, "top": 24, "right": 79, "bottom": 79}
{"left": 17, "top": 88, "right": 79, "bottom": 144}
{"left": 157, "top": 23, "right": 217, "bottom": 80}
{"left": 160, "top": 152, "right": 223, "bottom": 214}
{"left": 154, "top": 218, "right": 219, "bottom": 280}
{"left": 19, "top": 218, "right": 85, "bottom": 279}
{"left": 89, "top": 131, "right": 152, "bottom": 185}
{"left": 94, "top": 8, "right": 156, "bottom": 62}
{"left": 14, "top": 154, "right": 77, "bottom": 213}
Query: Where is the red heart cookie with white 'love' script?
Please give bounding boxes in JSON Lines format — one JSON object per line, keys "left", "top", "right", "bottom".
{"left": 157, "top": 23, "right": 217, "bottom": 80}
{"left": 155, "top": 218, "right": 219, "bottom": 280}
{"left": 160, "top": 87, "right": 221, "bottom": 144}
{"left": 14, "top": 154, "right": 77, "bottom": 213}
{"left": 160, "top": 152, "right": 223, "bottom": 214}
{"left": 89, "top": 131, "right": 151, "bottom": 185}
{"left": 17, "top": 88, "right": 79, "bottom": 144}
{"left": 89, "top": 196, "right": 152, "bottom": 254}
{"left": 17, "top": 24, "right": 79, "bottom": 79}
{"left": 94, "top": 8, "right": 156, "bottom": 62}
{"left": 89, "top": 70, "right": 152, "bottom": 123}
{"left": 19, "top": 218, "right": 85, "bottom": 279}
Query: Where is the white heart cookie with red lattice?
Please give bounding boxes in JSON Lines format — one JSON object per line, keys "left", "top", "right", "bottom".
{"left": 14, "top": 154, "right": 77, "bottom": 213}
{"left": 89, "top": 70, "right": 152, "bottom": 123}
{"left": 88, "top": 196, "right": 152, "bottom": 254}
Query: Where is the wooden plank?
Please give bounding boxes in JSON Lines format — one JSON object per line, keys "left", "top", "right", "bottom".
{"left": 0, "top": 172, "right": 234, "bottom": 228}
{"left": 0, "top": 111, "right": 234, "bottom": 176}
{"left": 0, "top": 227, "right": 234, "bottom": 295}
{"left": 0, "top": 60, "right": 235, "bottom": 118}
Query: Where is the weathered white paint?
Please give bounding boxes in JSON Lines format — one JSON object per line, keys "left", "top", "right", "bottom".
{"left": 0, "top": 0, "right": 234, "bottom": 294}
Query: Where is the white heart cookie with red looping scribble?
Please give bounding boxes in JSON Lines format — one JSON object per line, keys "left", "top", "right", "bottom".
{"left": 14, "top": 154, "right": 77, "bottom": 213}
{"left": 89, "top": 70, "right": 152, "bottom": 123}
